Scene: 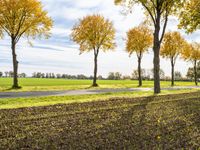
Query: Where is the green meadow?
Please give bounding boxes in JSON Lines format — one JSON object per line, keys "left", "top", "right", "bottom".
{"left": 0, "top": 78, "right": 196, "bottom": 92}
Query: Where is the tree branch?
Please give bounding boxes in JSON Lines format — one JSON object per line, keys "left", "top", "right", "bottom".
{"left": 141, "top": 2, "right": 156, "bottom": 26}
{"left": 159, "top": 10, "right": 168, "bottom": 43}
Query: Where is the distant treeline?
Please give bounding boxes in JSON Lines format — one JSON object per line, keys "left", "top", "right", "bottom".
{"left": 0, "top": 71, "right": 26, "bottom": 78}
{"left": 0, "top": 69, "right": 196, "bottom": 81}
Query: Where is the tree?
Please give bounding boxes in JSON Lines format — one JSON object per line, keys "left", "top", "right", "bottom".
{"left": 161, "top": 31, "right": 186, "bottom": 86}
{"left": 0, "top": 72, "right": 3, "bottom": 77}
{"left": 4, "top": 71, "right": 9, "bottom": 77}
{"left": 181, "top": 42, "right": 200, "bottom": 85}
{"left": 114, "top": 72, "right": 122, "bottom": 80}
{"left": 19, "top": 73, "right": 26, "bottom": 78}
{"left": 71, "top": 14, "right": 116, "bottom": 86}
{"left": 179, "top": 0, "right": 200, "bottom": 33}
{"left": 174, "top": 71, "right": 182, "bottom": 80}
{"left": 186, "top": 68, "right": 194, "bottom": 80}
{"left": 107, "top": 72, "right": 115, "bottom": 80}
{"left": 186, "top": 61, "right": 200, "bottom": 80}
{"left": 132, "top": 69, "right": 146, "bottom": 80}
{"left": 115, "top": 0, "right": 183, "bottom": 93}
{"left": 107, "top": 72, "right": 122, "bottom": 80}
{"left": 0, "top": 0, "right": 53, "bottom": 88}
{"left": 126, "top": 23, "right": 152, "bottom": 87}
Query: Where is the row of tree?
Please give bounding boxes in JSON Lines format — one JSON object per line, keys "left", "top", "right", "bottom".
{"left": 126, "top": 24, "right": 200, "bottom": 87}
{"left": 0, "top": 0, "right": 199, "bottom": 94}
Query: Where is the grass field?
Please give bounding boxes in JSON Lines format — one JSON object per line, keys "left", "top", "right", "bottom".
{"left": 0, "top": 92, "right": 199, "bottom": 149}
{"left": 0, "top": 78, "right": 197, "bottom": 92}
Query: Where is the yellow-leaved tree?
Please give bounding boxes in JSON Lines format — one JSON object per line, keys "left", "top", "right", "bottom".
{"left": 161, "top": 31, "right": 186, "bottom": 86}
{"left": 114, "top": 0, "right": 184, "bottom": 94}
{"left": 126, "top": 23, "right": 152, "bottom": 87}
{"left": 71, "top": 14, "right": 116, "bottom": 87}
{"left": 181, "top": 42, "right": 200, "bottom": 85}
{"left": 0, "top": 0, "right": 53, "bottom": 88}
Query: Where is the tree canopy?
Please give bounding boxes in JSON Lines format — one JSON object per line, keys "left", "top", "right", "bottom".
{"left": 179, "top": 0, "right": 200, "bottom": 33}
{"left": 181, "top": 42, "right": 200, "bottom": 62}
{"left": 71, "top": 14, "right": 116, "bottom": 54}
{"left": 161, "top": 31, "right": 186, "bottom": 61}
{"left": 126, "top": 23, "right": 152, "bottom": 57}
{"left": 0, "top": 0, "right": 53, "bottom": 42}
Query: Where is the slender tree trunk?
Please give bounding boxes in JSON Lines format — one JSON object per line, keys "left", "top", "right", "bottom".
{"left": 171, "top": 59, "right": 175, "bottom": 87}
{"left": 194, "top": 60, "right": 198, "bottom": 86}
{"left": 153, "top": 19, "right": 161, "bottom": 94}
{"left": 138, "top": 56, "right": 142, "bottom": 87}
{"left": 11, "top": 36, "right": 19, "bottom": 88}
{"left": 92, "top": 53, "right": 98, "bottom": 87}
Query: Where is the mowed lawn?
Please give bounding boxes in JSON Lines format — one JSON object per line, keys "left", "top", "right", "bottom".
{"left": 0, "top": 92, "right": 199, "bottom": 149}
{"left": 0, "top": 78, "right": 197, "bottom": 92}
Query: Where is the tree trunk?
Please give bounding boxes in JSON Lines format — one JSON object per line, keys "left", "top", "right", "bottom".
{"left": 194, "top": 60, "right": 198, "bottom": 86}
{"left": 153, "top": 21, "right": 161, "bottom": 94}
{"left": 171, "top": 59, "right": 175, "bottom": 87}
{"left": 92, "top": 53, "right": 98, "bottom": 87}
{"left": 11, "top": 36, "right": 19, "bottom": 89}
{"left": 138, "top": 57, "right": 142, "bottom": 87}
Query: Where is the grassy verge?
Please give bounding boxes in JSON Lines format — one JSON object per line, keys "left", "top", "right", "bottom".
{"left": 0, "top": 91, "right": 199, "bottom": 149}
{"left": 0, "top": 78, "right": 197, "bottom": 92}
{"left": 0, "top": 89, "right": 199, "bottom": 109}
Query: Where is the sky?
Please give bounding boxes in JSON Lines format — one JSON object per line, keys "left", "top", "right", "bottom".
{"left": 0, "top": 0, "right": 200, "bottom": 77}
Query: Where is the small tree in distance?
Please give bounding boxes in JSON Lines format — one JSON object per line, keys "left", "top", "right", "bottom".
{"left": 161, "top": 31, "right": 186, "bottom": 86}
{"left": 126, "top": 23, "right": 152, "bottom": 87}
{"left": 71, "top": 14, "right": 116, "bottom": 87}
{"left": 0, "top": 0, "right": 53, "bottom": 88}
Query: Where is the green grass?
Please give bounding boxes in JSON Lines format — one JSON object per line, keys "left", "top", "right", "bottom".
{"left": 0, "top": 91, "right": 199, "bottom": 149}
{"left": 0, "top": 89, "right": 198, "bottom": 109}
{"left": 0, "top": 78, "right": 197, "bottom": 92}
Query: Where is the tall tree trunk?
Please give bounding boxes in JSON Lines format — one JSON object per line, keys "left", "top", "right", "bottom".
{"left": 153, "top": 20, "right": 161, "bottom": 94}
{"left": 92, "top": 53, "right": 98, "bottom": 87}
{"left": 171, "top": 59, "right": 175, "bottom": 87}
{"left": 194, "top": 60, "right": 198, "bottom": 86}
{"left": 11, "top": 36, "right": 19, "bottom": 88}
{"left": 138, "top": 56, "right": 142, "bottom": 87}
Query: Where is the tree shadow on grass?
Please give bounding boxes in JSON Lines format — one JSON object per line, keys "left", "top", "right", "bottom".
{"left": 1, "top": 86, "right": 22, "bottom": 92}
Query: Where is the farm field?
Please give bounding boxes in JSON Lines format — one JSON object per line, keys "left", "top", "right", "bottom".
{"left": 0, "top": 78, "right": 197, "bottom": 92}
{"left": 0, "top": 92, "right": 199, "bottom": 149}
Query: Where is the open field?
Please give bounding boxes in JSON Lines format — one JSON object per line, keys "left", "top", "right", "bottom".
{"left": 0, "top": 78, "right": 197, "bottom": 92}
{"left": 0, "top": 92, "right": 199, "bottom": 149}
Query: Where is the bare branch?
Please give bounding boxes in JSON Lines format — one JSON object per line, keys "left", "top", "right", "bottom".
{"left": 141, "top": 2, "right": 156, "bottom": 26}
{"left": 159, "top": 10, "right": 168, "bottom": 43}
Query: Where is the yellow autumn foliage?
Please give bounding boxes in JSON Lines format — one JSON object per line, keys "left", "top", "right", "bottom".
{"left": 71, "top": 14, "right": 116, "bottom": 54}
{"left": 181, "top": 42, "right": 200, "bottom": 62}
{"left": 0, "top": 0, "right": 53, "bottom": 41}
{"left": 161, "top": 31, "right": 186, "bottom": 60}
{"left": 126, "top": 23, "right": 153, "bottom": 57}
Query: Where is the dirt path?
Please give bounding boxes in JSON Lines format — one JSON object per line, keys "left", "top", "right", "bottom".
{"left": 0, "top": 86, "right": 199, "bottom": 99}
